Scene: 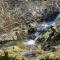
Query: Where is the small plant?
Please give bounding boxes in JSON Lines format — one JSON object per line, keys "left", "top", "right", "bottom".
{"left": 37, "top": 36, "right": 45, "bottom": 43}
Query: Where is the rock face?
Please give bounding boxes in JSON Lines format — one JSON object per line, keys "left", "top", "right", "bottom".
{"left": 42, "top": 32, "right": 60, "bottom": 50}
{"left": 49, "top": 32, "right": 60, "bottom": 46}
{"left": 0, "top": 0, "right": 60, "bottom": 33}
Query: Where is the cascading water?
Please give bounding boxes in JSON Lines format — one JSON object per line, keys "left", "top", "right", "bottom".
{"left": 24, "top": 11, "right": 60, "bottom": 53}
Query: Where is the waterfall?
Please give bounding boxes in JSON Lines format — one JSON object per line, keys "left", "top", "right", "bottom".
{"left": 23, "top": 11, "right": 60, "bottom": 53}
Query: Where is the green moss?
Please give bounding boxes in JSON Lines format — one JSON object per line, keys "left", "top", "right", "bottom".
{"left": 37, "top": 36, "right": 45, "bottom": 43}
